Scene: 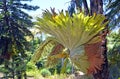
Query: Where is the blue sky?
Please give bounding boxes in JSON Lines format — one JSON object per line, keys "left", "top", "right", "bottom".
{"left": 24, "top": 0, "right": 70, "bottom": 17}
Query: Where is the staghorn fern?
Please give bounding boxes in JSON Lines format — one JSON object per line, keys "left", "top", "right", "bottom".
{"left": 31, "top": 10, "right": 108, "bottom": 74}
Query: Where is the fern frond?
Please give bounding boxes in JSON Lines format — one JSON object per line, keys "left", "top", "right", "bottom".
{"left": 35, "top": 10, "right": 108, "bottom": 74}
{"left": 85, "top": 42, "right": 104, "bottom": 74}
{"left": 36, "top": 10, "right": 108, "bottom": 50}
{"left": 45, "top": 44, "right": 68, "bottom": 68}
{"left": 31, "top": 37, "right": 56, "bottom": 63}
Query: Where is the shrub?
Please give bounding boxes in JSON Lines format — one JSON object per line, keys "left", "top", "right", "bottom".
{"left": 40, "top": 69, "right": 51, "bottom": 77}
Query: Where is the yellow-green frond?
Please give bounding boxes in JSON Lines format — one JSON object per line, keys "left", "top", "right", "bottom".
{"left": 70, "top": 45, "right": 89, "bottom": 73}
{"left": 31, "top": 37, "right": 56, "bottom": 63}
{"left": 35, "top": 10, "right": 108, "bottom": 50}
{"left": 71, "top": 52, "right": 89, "bottom": 73}
{"left": 45, "top": 44, "right": 68, "bottom": 68}
{"left": 34, "top": 10, "right": 108, "bottom": 74}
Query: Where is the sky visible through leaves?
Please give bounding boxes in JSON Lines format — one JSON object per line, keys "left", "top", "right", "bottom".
{"left": 23, "top": 0, "right": 70, "bottom": 17}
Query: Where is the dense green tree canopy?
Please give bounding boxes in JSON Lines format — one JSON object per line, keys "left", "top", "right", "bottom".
{"left": 0, "top": 0, "right": 39, "bottom": 62}
{"left": 106, "top": 0, "right": 120, "bottom": 29}
{"left": 0, "top": 0, "right": 39, "bottom": 78}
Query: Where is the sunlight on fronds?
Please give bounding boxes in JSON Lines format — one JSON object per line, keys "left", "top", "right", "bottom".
{"left": 31, "top": 37, "right": 56, "bottom": 63}
{"left": 25, "top": 36, "right": 33, "bottom": 42}
{"left": 32, "top": 10, "right": 108, "bottom": 74}
{"left": 36, "top": 11, "right": 108, "bottom": 50}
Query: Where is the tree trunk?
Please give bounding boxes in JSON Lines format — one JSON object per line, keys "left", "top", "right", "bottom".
{"left": 97, "top": 0, "right": 103, "bottom": 14}
{"left": 93, "top": 39, "right": 109, "bottom": 79}
{"left": 75, "top": 0, "right": 109, "bottom": 78}
{"left": 90, "top": 0, "right": 97, "bottom": 15}
{"left": 83, "top": 0, "right": 89, "bottom": 15}
{"left": 24, "top": 72, "right": 27, "bottom": 79}
{"left": 75, "top": 0, "right": 82, "bottom": 12}
{"left": 90, "top": 0, "right": 109, "bottom": 79}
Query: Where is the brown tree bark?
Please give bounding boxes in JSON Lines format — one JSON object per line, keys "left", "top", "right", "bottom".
{"left": 90, "top": 0, "right": 109, "bottom": 79}
{"left": 93, "top": 39, "right": 109, "bottom": 79}
{"left": 83, "top": 0, "right": 89, "bottom": 15}
{"left": 75, "top": 0, "right": 82, "bottom": 12}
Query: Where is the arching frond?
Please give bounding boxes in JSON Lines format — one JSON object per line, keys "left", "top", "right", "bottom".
{"left": 85, "top": 42, "right": 104, "bottom": 74}
{"left": 31, "top": 37, "right": 56, "bottom": 63}
{"left": 36, "top": 11, "right": 108, "bottom": 50}
{"left": 34, "top": 10, "right": 108, "bottom": 74}
{"left": 45, "top": 44, "right": 67, "bottom": 68}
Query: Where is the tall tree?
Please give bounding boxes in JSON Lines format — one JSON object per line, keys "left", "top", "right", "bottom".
{"left": 0, "top": 0, "right": 39, "bottom": 78}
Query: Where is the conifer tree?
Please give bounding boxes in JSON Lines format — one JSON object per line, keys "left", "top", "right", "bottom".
{"left": 0, "top": 0, "right": 39, "bottom": 78}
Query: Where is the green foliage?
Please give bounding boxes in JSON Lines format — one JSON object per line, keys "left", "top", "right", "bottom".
{"left": 0, "top": 0, "right": 39, "bottom": 78}
{"left": 26, "top": 62, "right": 37, "bottom": 71}
{"left": 106, "top": 0, "right": 120, "bottom": 29}
{"left": 61, "top": 58, "right": 68, "bottom": 74}
{"left": 0, "top": 55, "right": 28, "bottom": 78}
{"left": 29, "top": 37, "right": 43, "bottom": 54}
{"left": 0, "top": 0, "right": 39, "bottom": 62}
{"left": 40, "top": 68, "right": 51, "bottom": 77}
{"left": 26, "top": 62, "right": 42, "bottom": 79}
{"left": 60, "top": 58, "right": 73, "bottom": 74}
{"left": 36, "top": 11, "right": 107, "bottom": 50}
{"left": 0, "top": 65, "right": 9, "bottom": 73}
{"left": 107, "top": 32, "right": 120, "bottom": 79}
{"left": 31, "top": 37, "right": 56, "bottom": 63}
